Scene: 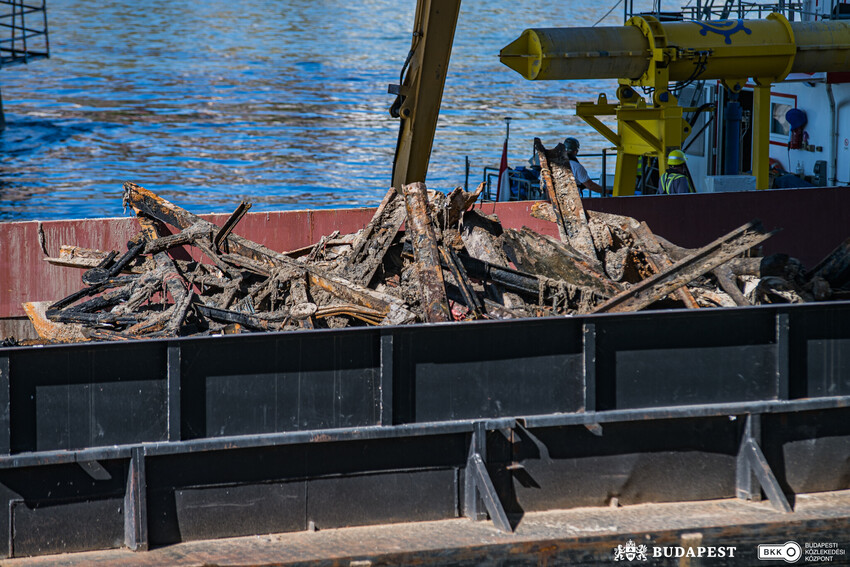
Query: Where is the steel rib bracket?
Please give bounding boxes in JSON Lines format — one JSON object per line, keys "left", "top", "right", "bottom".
{"left": 738, "top": 415, "right": 792, "bottom": 513}
{"left": 468, "top": 453, "right": 512, "bottom": 533}
{"left": 592, "top": 220, "right": 776, "bottom": 314}
{"left": 78, "top": 459, "right": 111, "bottom": 481}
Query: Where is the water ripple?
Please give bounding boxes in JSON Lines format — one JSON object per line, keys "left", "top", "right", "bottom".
{"left": 0, "top": 0, "right": 651, "bottom": 220}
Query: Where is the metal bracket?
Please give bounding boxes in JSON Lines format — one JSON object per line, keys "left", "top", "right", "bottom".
{"left": 124, "top": 446, "right": 149, "bottom": 551}
{"left": 737, "top": 414, "right": 792, "bottom": 512}
{"left": 77, "top": 459, "right": 111, "bottom": 481}
{"left": 464, "top": 422, "right": 512, "bottom": 533}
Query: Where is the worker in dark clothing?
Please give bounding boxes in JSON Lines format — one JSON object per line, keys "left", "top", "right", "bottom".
{"left": 660, "top": 150, "right": 696, "bottom": 194}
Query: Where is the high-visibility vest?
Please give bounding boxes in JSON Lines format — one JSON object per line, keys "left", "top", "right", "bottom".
{"left": 660, "top": 171, "right": 695, "bottom": 194}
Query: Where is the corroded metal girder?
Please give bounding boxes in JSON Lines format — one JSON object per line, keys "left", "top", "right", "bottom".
{"left": 403, "top": 182, "right": 451, "bottom": 322}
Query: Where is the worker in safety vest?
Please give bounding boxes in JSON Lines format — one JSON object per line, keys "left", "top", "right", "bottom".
{"left": 564, "top": 137, "right": 604, "bottom": 195}
{"left": 660, "top": 150, "right": 696, "bottom": 194}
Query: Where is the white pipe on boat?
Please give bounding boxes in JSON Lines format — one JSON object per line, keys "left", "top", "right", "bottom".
{"left": 830, "top": 85, "right": 850, "bottom": 186}
{"left": 828, "top": 83, "right": 836, "bottom": 186}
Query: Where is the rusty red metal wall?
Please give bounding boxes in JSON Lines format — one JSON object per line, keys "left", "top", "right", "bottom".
{"left": 484, "top": 186, "right": 850, "bottom": 267}
{"left": 0, "top": 208, "right": 376, "bottom": 323}
{"left": 2, "top": 187, "right": 848, "bottom": 330}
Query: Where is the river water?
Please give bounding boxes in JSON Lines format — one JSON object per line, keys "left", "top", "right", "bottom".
{"left": 0, "top": 0, "right": 645, "bottom": 221}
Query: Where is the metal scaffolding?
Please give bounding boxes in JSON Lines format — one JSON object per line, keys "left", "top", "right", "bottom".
{"left": 0, "top": 0, "right": 48, "bottom": 68}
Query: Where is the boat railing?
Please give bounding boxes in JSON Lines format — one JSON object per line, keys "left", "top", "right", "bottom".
{"left": 625, "top": 0, "right": 842, "bottom": 22}
{"left": 477, "top": 149, "right": 616, "bottom": 201}
{"left": 0, "top": 0, "right": 49, "bottom": 68}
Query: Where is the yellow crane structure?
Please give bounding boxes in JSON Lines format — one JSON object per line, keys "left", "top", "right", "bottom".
{"left": 500, "top": 15, "right": 850, "bottom": 195}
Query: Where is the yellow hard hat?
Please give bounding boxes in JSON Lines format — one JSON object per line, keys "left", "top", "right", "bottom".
{"left": 668, "top": 149, "right": 686, "bottom": 166}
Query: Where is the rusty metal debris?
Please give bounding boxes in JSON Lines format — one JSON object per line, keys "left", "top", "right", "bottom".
{"left": 21, "top": 166, "right": 849, "bottom": 343}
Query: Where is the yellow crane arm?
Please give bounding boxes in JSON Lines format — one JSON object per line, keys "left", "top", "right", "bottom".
{"left": 390, "top": 0, "right": 462, "bottom": 191}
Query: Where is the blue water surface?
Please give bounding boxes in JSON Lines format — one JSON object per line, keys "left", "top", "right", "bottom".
{"left": 0, "top": 0, "right": 639, "bottom": 220}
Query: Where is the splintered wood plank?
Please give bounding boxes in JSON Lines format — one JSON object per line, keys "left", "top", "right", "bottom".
{"left": 124, "top": 182, "right": 414, "bottom": 325}
{"left": 502, "top": 227, "right": 622, "bottom": 298}
{"left": 460, "top": 210, "right": 525, "bottom": 309}
{"left": 23, "top": 301, "right": 90, "bottom": 343}
{"left": 631, "top": 221, "right": 700, "bottom": 309}
{"left": 593, "top": 221, "right": 775, "bottom": 314}
{"left": 343, "top": 186, "right": 406, "bottom": 286}
{"left": 446, "top": 182, "right": 485, "bottom": 227}
{"left": 534, "top": 138, "right": 599, "bottom": 266}
{"left": 402, "top": 182, "right": 450, "bottom": 323}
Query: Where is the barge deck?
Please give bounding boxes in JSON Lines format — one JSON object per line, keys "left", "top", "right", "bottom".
{"left": 5, "top": 490, "right": 850, "bottom": 566}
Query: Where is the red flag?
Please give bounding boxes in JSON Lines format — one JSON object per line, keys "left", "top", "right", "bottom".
{"left": 496, "top": 139, "right": 510, "bottom": 201}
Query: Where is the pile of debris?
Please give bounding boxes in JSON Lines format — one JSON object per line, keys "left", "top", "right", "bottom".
{"left": 22, "top": 139, "right": 850, "bottom": 343}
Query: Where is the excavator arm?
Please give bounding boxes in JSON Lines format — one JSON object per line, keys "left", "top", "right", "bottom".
{"left": 390, "top": 0, "right": 462, "bottom": 191}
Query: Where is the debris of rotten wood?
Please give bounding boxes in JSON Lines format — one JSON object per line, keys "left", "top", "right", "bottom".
{"left": 630, "top": 221, "right": 700, "bottom": 309}
{"left": 124, "top": 182, "right": 414, "bottom": 325}
{"left": 289, "top": 273, "right": 317, "bottom": 329}
{"left": 653, "top": 234, "right": 761, "bottom": 276}
{"left": 23, "top": 301, "right": 90, "bottom": 343}
{"left": 81, "top": 240, "right": 146, "bottom": 286}
{"left": 45, "top": 245, "right": 128, "bottom": 270}
{"left": 712, "top": 263, "right": 750, "bottom": 307}
{"left": 502, "top": 227, "right": 622, "bottom": 298}
{"left": 534, "top": 138, "right": 600, "bottom": 267}
{"left": 343, "top": 186, "right": 406, "bottom": 286}
{"left": 136, "top": 215, "right": 194, "bottom": 335}
{"left": 402, "top": 182, "right": 451, "bottom": 323}
{"left": 30, "top": 178, "right": 850, "bottom": 346}
{"left": 439, "top": 246, "right": 484, "bottom": 319}
{"left": 459, "top": 210, "right": 525, "bottom": 309}
{"left": 445, "top": 181, "right": 485, "bottom": 227}
{"left": 592, "top": 221, "right": 776, "bottom": 314}
{"left": 806, "top": 237, "right": 850, "bottom": 289}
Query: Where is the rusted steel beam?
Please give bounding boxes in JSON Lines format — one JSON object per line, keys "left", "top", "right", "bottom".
{"left": 403, "top": 182, "right": 451, "bottom": 323}
{"left": 630, "top": 221, "right": 700, "bottom": 309}
{"left": 343, "top": 187, "right": 406, "bottom": 286}
{"left": 502, "top": 227, "right": 622, "bottom": 298}
{"left": 214, "top": 201, "right": 251, "bottom": 253}
{"left": 124, "top": 183, "right": 413, "bottom": 324}
{"left": 592, "top": 221, "right": 775, "bottom": 314}
{"left": 439, "top": 246, "right": 484, "bottom": 319}
{"left": 534, "top": 138, "right": 599, "bottom": 265}
{"left": 454, "top": 252, "right": 539, "bottom": 297}
{"left": 196, "top": 305, "right": 277, "bottom": 331}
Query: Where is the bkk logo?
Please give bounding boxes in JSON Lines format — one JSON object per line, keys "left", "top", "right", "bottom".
{"left": 613, "top": 540, "right": 737, "bottom": 562}
{"left": 757, "top": 541, "right": 802, "bottom": 563}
